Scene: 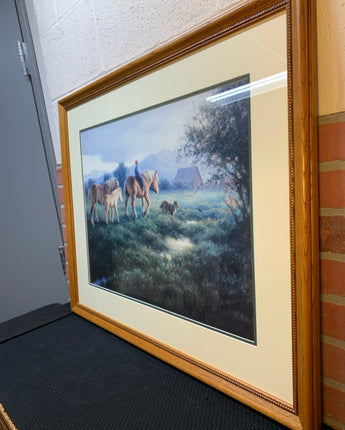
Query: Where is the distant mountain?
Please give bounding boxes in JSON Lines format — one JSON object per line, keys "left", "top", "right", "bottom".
{"left": 83, "top": 149, "right": 197, "bottom": 185}
{"left": 84, "top": 170, "right": 107, "bottom": 184}
{"left": 138, "top": 149, "right": 191, "bottom": 181}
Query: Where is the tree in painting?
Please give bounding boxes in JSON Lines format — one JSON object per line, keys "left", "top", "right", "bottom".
{"left": 113, "top": 162, "right": 129, "bottom": 189}
{"left": 179, "top": 78, "right": 250, "bottom": 223}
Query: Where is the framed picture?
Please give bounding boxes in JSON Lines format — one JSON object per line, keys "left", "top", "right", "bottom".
{"left": 59, "top": 1, "right": 319, "bottom": 429}
{"left": 81, "top": 73, "right": 256, "bottom": 342}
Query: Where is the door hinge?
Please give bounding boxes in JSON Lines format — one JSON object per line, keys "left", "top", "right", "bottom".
{"left": 58, "top": 245, "right": 67, "bottom": 276}
{"left": 17, "top": 40, "right": 29, "bottom": 76}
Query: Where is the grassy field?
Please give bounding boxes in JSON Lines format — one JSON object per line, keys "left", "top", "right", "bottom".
{"left": 85, "top": 188, "right": 255, "bottom": 341}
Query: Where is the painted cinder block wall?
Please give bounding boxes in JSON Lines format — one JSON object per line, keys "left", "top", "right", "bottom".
{"left": 26, "top": 0, "right": 345, "bottom": 428}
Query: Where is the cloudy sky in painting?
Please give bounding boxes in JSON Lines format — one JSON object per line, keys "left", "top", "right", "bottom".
{"left": 80, "top": 89, "right": 208, "bottom": 176}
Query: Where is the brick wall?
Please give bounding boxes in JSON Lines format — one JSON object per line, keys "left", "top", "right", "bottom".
{"left": 319, "top": 112, "right": 345, "bottom": 430}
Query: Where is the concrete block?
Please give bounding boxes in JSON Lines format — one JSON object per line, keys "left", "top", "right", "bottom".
{"left": 33, "top": 0, "right": 57, "bottom": 35}
{"left": 40, "top": 0, "right": 102, "bottom": 99}
{"left": 93, "top": 0, "right": 239, "bottom": 73}
{"left": 55, "top": 0, "right": 81, "bottom": 19}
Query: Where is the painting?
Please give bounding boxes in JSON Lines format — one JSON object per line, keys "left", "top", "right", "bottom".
{"left": 59, "top": 1, "right": 320, "bottom": 428}
{"left": 81, "top": 75, "right": 255, "bottom": 341}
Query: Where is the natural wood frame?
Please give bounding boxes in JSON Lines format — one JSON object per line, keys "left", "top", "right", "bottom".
{"left": 58, "top": 1, "right": 320, "bottom": 429}
{"left": 0, "top": 404, "right": 18, "bottom": 430}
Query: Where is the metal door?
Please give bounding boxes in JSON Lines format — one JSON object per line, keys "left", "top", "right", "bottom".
{"left": 0, "top": 0, "right": 69, "bottom": 323}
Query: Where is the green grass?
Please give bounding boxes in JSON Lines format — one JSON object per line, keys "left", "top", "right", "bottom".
{"left": 86, "top": 188, "right": 255, "bottom": 341}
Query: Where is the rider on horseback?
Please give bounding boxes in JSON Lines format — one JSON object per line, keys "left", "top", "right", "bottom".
{"left": 134, "top": 160, "right": 146, "bottom": 192}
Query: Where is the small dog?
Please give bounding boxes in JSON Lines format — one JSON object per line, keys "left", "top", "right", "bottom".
{"left": 160, "top": 200, "right": 179, "bottom": 216}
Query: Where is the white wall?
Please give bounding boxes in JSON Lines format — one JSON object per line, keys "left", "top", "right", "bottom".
{"left": 25, "top": 0, "right": 247, "bottom": 163}
{"left": 25, "top": 0, "right": 345, "bottom": 163}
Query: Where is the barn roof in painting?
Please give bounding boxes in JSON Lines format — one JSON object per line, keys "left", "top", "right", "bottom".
{"left": 173, "top": 166, "right": 202, "bottom": 184}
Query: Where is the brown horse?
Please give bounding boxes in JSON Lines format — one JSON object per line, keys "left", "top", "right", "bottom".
{"left": 89, "top": 177, "right": 119, "bottom": 225}
{"left": 124, "top": 170, "right": 159, "bottom": 218}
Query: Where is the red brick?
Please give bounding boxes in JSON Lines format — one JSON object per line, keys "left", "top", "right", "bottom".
{"left": 60, "top": 205, "right": 65, "bottom": 224}
{"left": 321, "top": 301, "right": 345, "bottom": 341}
{"left": 320, "top": 170, "right": 345, "bottom": 208}
{"left": 322, "top": 342, "right": 345, "bottom": 384}
{"left": 64, "top": 244, "right": 68, "bottom": 261}
{"left": 322, "top": 383, "right": 345, "bottom": 426}
{"left": 62, "top": 225, "right": 67, "bottom": 243}
{"left": 56, "top": 167, "right": 63, "bottom": 185}
{"left": 58, "top": 186, "right": 65, "bottom": 204}
{"left": 319, "top": 122, "right": 345, "bottom": 163}
{"left": 320, "top": 216, "right": 345, "bottom": 253}
{"left": 320, "top": 259, "right": 345, "bottom": 297}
